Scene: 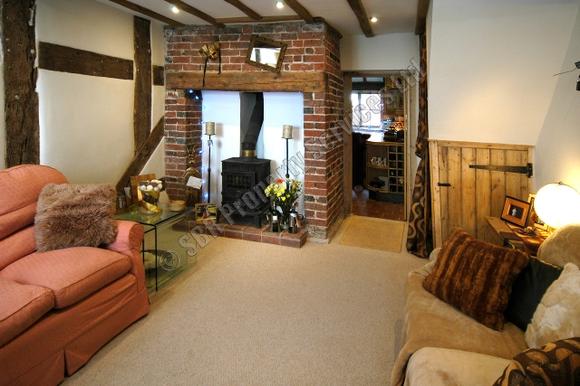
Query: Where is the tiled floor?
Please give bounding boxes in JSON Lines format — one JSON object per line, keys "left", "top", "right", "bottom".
{"left": 351, "top": 188, "right": 405, "bottom": 221}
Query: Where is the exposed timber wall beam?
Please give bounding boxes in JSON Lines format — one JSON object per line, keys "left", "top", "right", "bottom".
{"left": 133, "top": 16, "right": 152, "bottom": 153}
{"left": 163, "top": 0, "right": 225, "bottom": 28}
{"left": 116, "top": 118, "right": 164, "bottom": 193}
{"left": 38, "top": 42, "right": 133, "bottom": 79}
{"left": 108, "top": 0, "right": 184, "bottom": 26}
{"left": 3, "top": 0, "right": 39, "bottom": 166}
{"left": 284, "top": 0, "right": 314, "bottom": 23}
{"left": 346, "top": 0, "right": 374, "bottom": 37}
{"left": 223, "top": 0, "right": 261, "bottom": 21}
{"left": 415, "top": 0, "right": 430, "bottom": 35}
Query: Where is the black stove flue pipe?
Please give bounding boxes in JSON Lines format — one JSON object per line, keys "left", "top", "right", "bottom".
{"left": 239, "top": 92, "right": 264, "bottom": 158}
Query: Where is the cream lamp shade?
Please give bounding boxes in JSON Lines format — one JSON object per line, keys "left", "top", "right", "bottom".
{"left": 205, "top": 121, "right": 216, "bottom": 136}
{"left": 534, "top": 182, "right": 580, "bottom": 228}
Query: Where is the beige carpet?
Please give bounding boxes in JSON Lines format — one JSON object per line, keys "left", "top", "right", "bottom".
{"left": 65, "top": 230, "right": 423, "bottom": 385}
{"left": 336, "top": 215, "right": 406, "bottom": 252}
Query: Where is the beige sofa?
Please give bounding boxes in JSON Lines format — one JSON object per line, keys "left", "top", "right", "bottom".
{"left": 391, "top": 225, "right": 580, "bottom": 386}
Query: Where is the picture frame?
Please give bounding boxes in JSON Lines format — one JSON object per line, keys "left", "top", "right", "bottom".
{"left": 501, "top": 196, "right": 531, "bottom": 227}
{"left": 245, "top": 35, "right": 287, "bottom": 73}
{"left": 194, "top": 203, "right": 217, "bottom": 224}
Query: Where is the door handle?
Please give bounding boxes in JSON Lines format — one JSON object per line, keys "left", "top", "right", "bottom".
{"left": 437, "top": 182, "right": 451, "bottom": 187}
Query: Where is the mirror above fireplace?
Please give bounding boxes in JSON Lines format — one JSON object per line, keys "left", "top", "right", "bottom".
{"left": 245, "top": 35, "right": 287, "bottom": 73}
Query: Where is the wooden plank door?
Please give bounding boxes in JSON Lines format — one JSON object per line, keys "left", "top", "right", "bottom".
{"left": 429, "top": 140, "right": 534, "bottom": 247}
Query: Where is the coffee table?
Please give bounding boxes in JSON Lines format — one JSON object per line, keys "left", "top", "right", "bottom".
{"left": 115, "top": 207, "right": 188, "bottom": 291}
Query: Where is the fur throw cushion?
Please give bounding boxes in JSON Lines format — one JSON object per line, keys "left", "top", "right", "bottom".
{"left": 525, "top": 263, "right": 580, "bottom": 348}
{"left": 423, "top": 229, "right": 529, "bottom": 330}
{"left": 493, "top": 337, "right": 580, "bottom": 386}
{"left": 35, "top": 184, "right": 118, "bottom": 252}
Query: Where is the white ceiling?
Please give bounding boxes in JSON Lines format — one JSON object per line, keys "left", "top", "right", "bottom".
{"left": 98, "top": 0, "right": 419, "bottom": 36}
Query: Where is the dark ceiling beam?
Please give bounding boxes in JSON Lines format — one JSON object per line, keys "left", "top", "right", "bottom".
{"left": 284, "top": 0, "right": 315, "bottom": 23}
{"left": 346, "top": 0, "right": 374, "bottom": 37}
{"left": 108, "top": 0, "right": 184, "bottom": 26}
{"left": 415, "top": 0, "right": 430, "bottom": 35}
{"left": 217, "top": 15, "right": 301, "bottom": 24}
{"left": 163, "top": 0, "right": 225, "bottom": 28}
{"left": 223, "top": 0, "right": 262, "bottom": 21}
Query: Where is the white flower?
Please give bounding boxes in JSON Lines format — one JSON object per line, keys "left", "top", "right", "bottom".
{"left": 147, "top": 185, "right": 154, "bottom": 191}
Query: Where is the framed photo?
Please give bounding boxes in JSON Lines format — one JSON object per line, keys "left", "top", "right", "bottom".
{"left": 194, "top": 203, "right": 217, "bottom": 224}
{"left": 501, "top": 196, "right": 531, "bottom": 227}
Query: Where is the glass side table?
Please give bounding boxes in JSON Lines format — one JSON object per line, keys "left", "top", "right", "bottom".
{"left": 115, "top": 207, "right": 191, "bottom": 292}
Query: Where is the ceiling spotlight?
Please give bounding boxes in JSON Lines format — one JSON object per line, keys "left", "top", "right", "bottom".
{"left": 171, "top": 5, "right": 180, "bottom": 14}
{"left": 370, "top": 16, "right": 378, "bottom": 23}
{"left": 276, "top": 1, "right": 285, "bottom": 10}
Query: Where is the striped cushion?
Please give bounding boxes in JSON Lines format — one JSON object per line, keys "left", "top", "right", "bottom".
{"left": 423, "top": 229, "right": 529, "bottom": 330}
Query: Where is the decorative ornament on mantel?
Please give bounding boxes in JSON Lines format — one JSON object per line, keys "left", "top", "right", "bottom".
{"left": 199, "top": 41, "right": 221, "bottom": 87}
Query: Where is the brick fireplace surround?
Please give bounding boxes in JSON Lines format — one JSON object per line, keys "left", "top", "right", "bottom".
{"left": 164, "top": 22, "right": 344, "bottom": 240}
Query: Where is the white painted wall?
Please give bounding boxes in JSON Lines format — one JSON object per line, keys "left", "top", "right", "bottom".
{"left": 341, "top": 33, "right": 419, "bottom": 71}
{"left": 535, "top": 6, "right": 580, "bottom": 191}
{"left": 428, "top": 0, "right": 579, "bottom": 145}
{"left": 202, "top": 91, "right": 305, "bottom": 212}
{"left": 36, "top": 0, "right": 165, "bottom": 183}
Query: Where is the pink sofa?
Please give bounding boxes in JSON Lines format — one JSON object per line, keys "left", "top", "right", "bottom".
{"left": 0, "top": 165, "right": 150, "bottom": 385}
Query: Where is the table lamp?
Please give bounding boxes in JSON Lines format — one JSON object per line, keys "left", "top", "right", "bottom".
{"left": 534, "top": 182, "right": 580, "bottom": 229}
{"left": 282, "top": 125, "right": 293, "bottom": 180}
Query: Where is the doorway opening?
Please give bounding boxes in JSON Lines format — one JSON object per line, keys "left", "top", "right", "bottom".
{"left": 343, "top": 71, "right": 417, "bottom": 222}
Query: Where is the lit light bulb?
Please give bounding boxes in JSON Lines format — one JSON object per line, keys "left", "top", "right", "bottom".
{"left": 276, "top": 1, "right": 285, "bottom": 10}
{"left": 370, "top": 16, "right": 378, "bottom": 23}
{"left": 535, "top": 182, "right": 580, "bottom": 228}
{"left": 171, "top": 5, "right": 180, "bottom": 14}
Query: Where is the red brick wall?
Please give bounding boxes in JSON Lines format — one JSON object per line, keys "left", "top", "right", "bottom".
{"left": 164, "top": 22, "right": 344, "bottom": 239}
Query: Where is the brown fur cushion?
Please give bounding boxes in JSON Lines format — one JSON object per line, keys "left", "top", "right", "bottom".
{"left": 493, "top": 337, "right": 580, "bottom": 386}
{"left": 35, "top": 184, "right": 118, "bottom": 252}
{"left": 423, "top": 229, "right": 529, "bottom": 330}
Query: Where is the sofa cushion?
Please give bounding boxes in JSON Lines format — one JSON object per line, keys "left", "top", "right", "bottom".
{"left": 405, "top": 347, "right": 510, "bottom": 386}
{"left": 0, "top": 247, "right": 131, "bottom": 308}
{"left": 493, "top": 337, "right": 580, "bottom": 386}
{"left": 423, "top": 229, "right": 529, "bottom": 330}
{"left": 35, "top": 183, "right": 118, "bottom": 252}
{"left": 0, "top": 226, "right": 36, "bottom": 271}
{"left": 504, "top": 257, "right": 562, "bottom": 330}
{"left": 0, "top": 165, "right": 67, "bottom": 240}
{"left": 537, "top": 224, "right": 580, "bottom": 267}
{"left": 525, "top": 263, "right": 580, "bottom": 348}
{"left": 0, "top": 278, "right": 55, "bottom": 346}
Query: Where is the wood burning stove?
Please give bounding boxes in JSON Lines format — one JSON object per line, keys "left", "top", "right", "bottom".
{"left": 220, "top": 92, "right": 271, "bottom": 227}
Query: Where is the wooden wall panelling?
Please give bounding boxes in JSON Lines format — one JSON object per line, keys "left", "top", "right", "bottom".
{"left": 3, "top": 0, "right": 39, "bottom": 166}
{"left": 475, "top": 148, "right": 491, "bottom": 240}
{"left": 430, "top": 140, "right": 533, "bottom": 247}
{"left": 133, "top": 16, "right": 152, "bottom": 152}
{"left": 38, "top": 42, "right": 134, "bottom": 80}
{"left": 461, "top": 147, "right": 476, "bottom": 236}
